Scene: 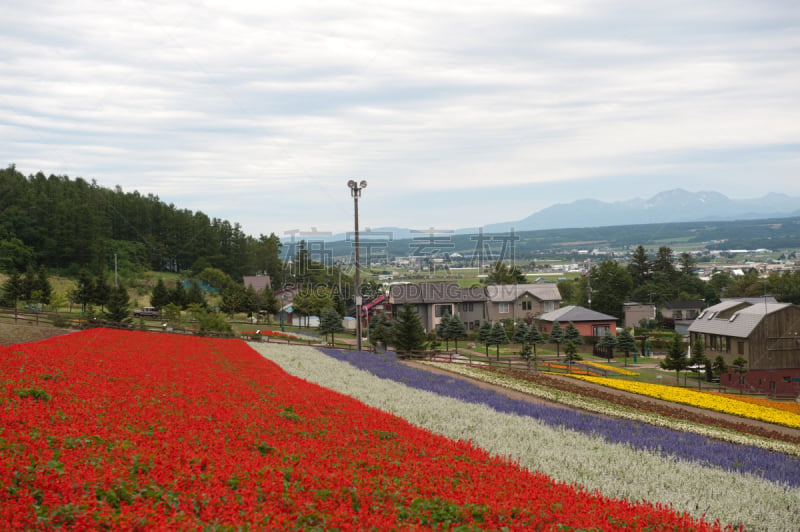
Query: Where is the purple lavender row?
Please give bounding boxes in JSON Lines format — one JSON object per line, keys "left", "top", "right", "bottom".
{"left": 317, "top": 348, "right": 800, "bottom": 488}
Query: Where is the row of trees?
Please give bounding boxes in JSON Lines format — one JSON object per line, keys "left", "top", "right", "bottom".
{"left": 0, "top": 165, "right": 284, "bottom": 282}
{"left": 557, "top": 245, "right": 800, "bottom": 321}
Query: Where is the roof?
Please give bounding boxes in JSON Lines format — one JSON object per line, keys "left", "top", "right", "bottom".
{"left": 485, "top": 283, "right": 561, "bottom": 303}
{"left": 243, "top": 276, "right": 271, "bottom": 292}
{"left": 388, "top": 281, "right": 487, "bottom": 305}
{"left": 538, "top": 305, "right": 618, "bottom": 323}
{"left": 661, "top": 300, "right": 704, "bottom": 310}
{"left": 361, "top": 294, "right": 386, "bottom": 316}
{"left": 688, "top": 301, "right": 792, "bottom": 338}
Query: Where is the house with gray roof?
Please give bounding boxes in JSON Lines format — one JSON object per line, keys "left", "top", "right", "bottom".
{"left": 537, "top": 305, "right": 618, "bottom": 338}
{"left": 387, "top": 282, "right": 487, "bottom": 333}
{"left": 688, "top": 299, "right": 800, "bottom": 397}
{"left": 484, "top": 283, "right": 561, "bottom": 323}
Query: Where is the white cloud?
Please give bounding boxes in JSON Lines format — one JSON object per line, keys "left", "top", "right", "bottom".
{"left": 1, "top": 0, "right": 798, "bottom": 235}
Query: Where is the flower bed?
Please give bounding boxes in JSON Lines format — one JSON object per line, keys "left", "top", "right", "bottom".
{"left": 0, "top": 329, "right": 727, "bottom": 530}
{"left": 256, "top": 344, "right": 800, "bottom": 531}
{"left": 569, "top": 375, "right": 800, "bottom": 429}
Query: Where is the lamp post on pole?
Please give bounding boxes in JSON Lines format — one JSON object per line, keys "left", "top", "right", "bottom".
{"left": 348, "top": 180, "right": 367, "bottom": 351}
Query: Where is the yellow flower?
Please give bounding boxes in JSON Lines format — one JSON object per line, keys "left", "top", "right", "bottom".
{"left": 568, "top": 375, "right": 800, "bottom": 429}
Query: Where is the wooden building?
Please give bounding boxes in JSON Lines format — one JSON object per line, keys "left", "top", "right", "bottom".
{"left": 688, "top": 299, "right": 800, "bottom": 397}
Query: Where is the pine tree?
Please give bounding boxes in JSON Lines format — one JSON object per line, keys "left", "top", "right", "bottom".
{"left": 563, "top": 340, "right": 582, "bottom": 371}
{"left": 488, "top": 321, "right": 509, "bottom": 360}
{"left": 391, "top": 304, "right": 427, "bottom": 354}
{"left": 564, "top": 321, "right": 583, "bottom": 345}
{"left": 512, "top": 321, "right": 529, "bottom": 345}
{"left": 436, "top": 314, "right": 453, "bottom": 350}
{"left": 660, "top": 333, "right": 688, "bottom": 383}
{"left": 445, "top": 315, "right": 467, "bottom": 352}
{"left": 318, "top": 307, "right": 345, "bottom": 345}
{"left": 0, "top": 271, "right": 23, "bottom": 308}
{"left": 105, "top": 284, "right": 131, "bottom": 324}
{"left": 615, "top": 328, "right": 637, "bottom": 366}
{"left": 596, "top": 333, "right": 617, "bottom": 362}
{"left": 477, "top": 320, "right": 492, "bottom": 356}
{"left": 151, "top": 278, "right": 170, "bottom": 310}
{"left": 524, "top": 321, "right": 545, "bottom": 362}
{"left": 369, "top": 312, "right": 393, "bottom": 349}
{"left": 549, "top": 321, "right": 565, "bottom": 357}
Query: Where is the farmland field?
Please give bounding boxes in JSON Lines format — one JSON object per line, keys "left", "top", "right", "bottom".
{"left": 2, "top": 329, "right": 798, "bottom": 529}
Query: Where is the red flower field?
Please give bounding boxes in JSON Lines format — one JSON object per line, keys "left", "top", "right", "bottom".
{"left": 1, "top": 329, "right": 733, "bottom": 530}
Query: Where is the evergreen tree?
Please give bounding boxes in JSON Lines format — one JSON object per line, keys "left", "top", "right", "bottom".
{"left": 512, "top": 321, "right": 529, "bottom": 345}
{"left": 105, "top": 284, "right": 131, "bottom": 324}
{"left": 712, "top": 355, "right": 728, "bottom": 379}
{"left": 93, "top": 277, "right": 111, "bottom": 310}
{"left": 524, "top": 321, "right": 545, "bottom": 357}
{"left": 368, "top": 312, "right": 393, "bottom": 350}
{"left": 660, "top": 333, "right": 688, "bottom": 383}
{"left": 476, "top": 320, "right": 492, "bottom": 356}
{"left": 151, "top": 278, "right": 170, "bottom": 310}
{"left": 445, "top": 315, "right": 467, "bottom": 352}
{"left": 549, "top": 321, "right": 565, "bottom": 357}
{"left": 596, "top": 333, "right": 617, "bottom": 362}
{"left": 564, "top": 321, "right": 583, "bottom": 345}
{"left": 436, "top": 313, "right": 453, "bottom": 350}
{"left": 170, "top": 282, "right": 187, "bottom": 309}
{"left": 318, "top": 307, "right": 345, "bottom": 345}
{"left": 615, "top": 328, "right": 637, "bottom": 366}
{"left": 563, "top": 340, "right": 582, "bottom": 370}
{"left": 628, "top": 245, "right": 651, "bottom": 288}
{"left": 185, "top": 281, "right": 206, "bottom": 307}
{"left": 391, "top": 304, "right": 427, "bottom": 354}
{"left": 34, "top": 266, "right": 52, "bottom": 305}
{"left": 488, "top": 321, "right": 509, "bottom": 360}
{"left": 688, "top": 338, "right": 708, "bottom": 388}
{"left": 0, "top": 271, "right": 23, "bottom": 307}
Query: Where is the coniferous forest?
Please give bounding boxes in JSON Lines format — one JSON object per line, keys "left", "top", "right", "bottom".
{"left": 0, "top": 165, "right": 283, "bottom": 283}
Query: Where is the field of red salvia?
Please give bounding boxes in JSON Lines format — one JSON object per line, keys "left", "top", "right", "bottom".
{"left": 1, "top": 329, "right": 729, "bottom": 530}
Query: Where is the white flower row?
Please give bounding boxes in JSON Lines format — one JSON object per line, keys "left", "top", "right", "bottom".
{"left": 253, "top": 343, "right": 800, "bottom": 532}
{"left": 422, "top": 361, "right": 800, "bottom": 456}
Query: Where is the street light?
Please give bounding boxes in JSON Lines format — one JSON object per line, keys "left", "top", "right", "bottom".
{"left": 348, "top": 179, "right": 367, "bottom": 351}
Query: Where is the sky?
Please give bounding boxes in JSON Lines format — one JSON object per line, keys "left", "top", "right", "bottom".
{"left": 2, "top": 0, "right": 799, "bottom": 239}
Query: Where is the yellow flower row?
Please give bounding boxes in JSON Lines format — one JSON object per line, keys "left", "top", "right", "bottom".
{"left": 569, "top": 375, "right": 800, "bottom": 429}
{"left": 582, "top": 361, "right": 639, "bottom": 376}
{"left": 714, "top": 393, "right": 800, "bottom": 416}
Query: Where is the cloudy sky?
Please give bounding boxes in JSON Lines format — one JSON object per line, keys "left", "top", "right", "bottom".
{"left": 2, "top": 0, "right": 799, "bottom": 238}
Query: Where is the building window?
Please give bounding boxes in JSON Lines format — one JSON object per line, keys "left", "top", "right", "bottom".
{"left": 499, "top": 303, "right": 510, "bottom": 314}
{"left": 674, "top": 310, "right": 683, "bottom": 320}
{"left": 593, "top": 325, "right": 610, "bottom": 337}
{"left": 783, "top": 376, "right": 792, "bottom": 384}
{"left": 434, "top": 304, "right": 452, "bottom": 318}
{"left": 542, "top": 301, "right": 555, "bottom": 313}
{"left": 461, "top": 302, "right": 474, "bottom": 312}
{"left": 521, "top": 300, "right": 532, "bottom": 311}
{"left": 737, "top": 341, "right": 744, "bottom": 355}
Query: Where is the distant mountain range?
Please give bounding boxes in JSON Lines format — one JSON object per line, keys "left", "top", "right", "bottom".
{"left": 320, "top": 189, "right": 800, "bottom": 242}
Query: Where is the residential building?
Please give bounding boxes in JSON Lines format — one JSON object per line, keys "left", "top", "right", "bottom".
{"left": 484, "top": 284, "right": 561, "bottom": 323}
{"left": 537, "top": 305, "right": 618, "bottom": 338}
{"left": 659, "top": 300, "right": 705, "bottom": 333}
{"left": 623, "top": 302, "right": 656, "bottom": 329}
{"left": 688, "top": 299, "right": 800, "bottom": 397}
{"left": 387, "top": 282, "right": 487, "bottom": 333}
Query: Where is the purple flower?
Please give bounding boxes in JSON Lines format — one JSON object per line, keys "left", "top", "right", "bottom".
{"left": 317, "top": 348, "right": 800, "bottom": 488}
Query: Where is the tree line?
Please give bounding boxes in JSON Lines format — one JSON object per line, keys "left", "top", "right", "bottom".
{"left": 557, "top": 245, "right": 800, "bottom": 322}
{"left": 0, "top": 165, "right": 284, "bottom": 283}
